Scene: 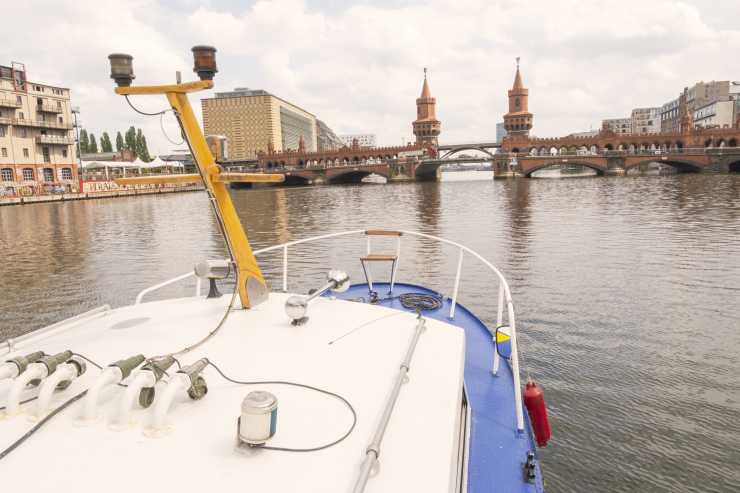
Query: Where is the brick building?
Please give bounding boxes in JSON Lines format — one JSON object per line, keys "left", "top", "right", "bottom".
{"left": 0, "top": 62, "right": 78, "bottom": 196}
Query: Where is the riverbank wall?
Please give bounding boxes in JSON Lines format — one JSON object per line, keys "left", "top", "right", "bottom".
{"left": 0, "top": 185, "right": 204, "bottom": 207}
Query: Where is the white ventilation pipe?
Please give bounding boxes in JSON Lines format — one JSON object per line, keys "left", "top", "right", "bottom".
{"left": 115, "top": 370, "right": 156, "bottom": 426}
{"left": 4, "top": 364, "right": 47, "bottom": 416}
{"left": 33, "top": 364, "right": 76, "bottom": 418}
{"left": 81, "top": 367, "right": 122, "bottom": 422}
{"left": 151, "top": 373, "right": 189, "bottom": 430}
{"left": 0, "top": 363, "right": 18, "bottom": 381}
{"left": 80, "top": 354, "right": 145, "bottom": 422}
{"left": 33, "top": 357, "right": 86, "bottom": 418}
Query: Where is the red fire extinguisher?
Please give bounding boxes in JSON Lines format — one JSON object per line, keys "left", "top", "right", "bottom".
{"left": 523, "top": 378, "right": 551, "bottom": 447}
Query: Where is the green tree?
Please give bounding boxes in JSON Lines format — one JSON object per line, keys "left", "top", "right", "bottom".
{"left": 89, "top": 133, "right": 98, "bottom": 153}
{"left": 100, "top": 132, "right": 113, "bottom": 152}
{"left": 124, "top": 126, "right": 136, "bottom": 151}
{"left": 79, "top": 129, "right": 89, "bottom": 154}
{"left": 115, "top": 131, "right": 124, "bottom": 152}
{"left": 135, "top": 128, "right": 151, "bottom": 162}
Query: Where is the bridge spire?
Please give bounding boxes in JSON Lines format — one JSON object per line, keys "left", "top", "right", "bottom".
{"left": 503, "top": 58, "right": 533, "bottom": 138}
{"left": 413, "top": 67, "right": 440, "bottom": 146}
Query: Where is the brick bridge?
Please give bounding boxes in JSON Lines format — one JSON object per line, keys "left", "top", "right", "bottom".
{"left": 496, "top": 148, "right": 740, "bottom": 177}
{"left": 243, "top": 158, "right": 443, "bottom": 186}
{"left": 491, "top": 126, "right": 740, "bottom": 177}
{"left": 243, "top": 142, "right": 443, "bottom": 185}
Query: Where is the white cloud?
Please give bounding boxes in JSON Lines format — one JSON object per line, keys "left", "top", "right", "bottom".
{"left": 2, "top": 0, "right": 739, "bottom": 154}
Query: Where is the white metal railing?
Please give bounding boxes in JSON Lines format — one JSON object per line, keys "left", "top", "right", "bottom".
{"left": 133, "top": 229, "right": 525, "bottom": 431}
{"left": 1, "top": 304, "right": 111, "bottom": 358}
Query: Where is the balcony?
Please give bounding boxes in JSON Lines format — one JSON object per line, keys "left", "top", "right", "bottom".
{"left": 36, "top": 134, "right": 75, "bottom": 145}
{"left": 0, "top": 116, "right": 12, "bottom": 126}
{"left": 36, "top": 102, "right": 63, "bottom": 114}
{"left": 13, "top": 118, "right": 73, "bottom": 130}
{"left": 0, "top": 98, "right": 21, "bottom": 109}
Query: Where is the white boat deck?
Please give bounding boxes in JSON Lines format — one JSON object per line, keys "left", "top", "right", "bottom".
{"left": 0, "top": 293, "right": 466, "bottom": 492}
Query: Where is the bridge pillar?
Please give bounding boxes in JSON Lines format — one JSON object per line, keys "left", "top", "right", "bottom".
{"left": 604, "top": 156, "right": 626, "bottom": 176}
{"left": 707, "top": 153, "right": 731, "bottom": 173}
{"left": 492, "top": 156, "right": 521, "bottom": 179}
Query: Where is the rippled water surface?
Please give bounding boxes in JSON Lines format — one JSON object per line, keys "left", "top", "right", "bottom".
{"left": 1, "top": 173, "right": 739, "bottom": 492}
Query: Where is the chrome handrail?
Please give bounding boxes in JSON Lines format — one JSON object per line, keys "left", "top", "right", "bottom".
{"left": 134, "top": 229, "right": 525, "bottom": 431}
{"left": 352, "top": 316, "right": 427, "bottom": 493}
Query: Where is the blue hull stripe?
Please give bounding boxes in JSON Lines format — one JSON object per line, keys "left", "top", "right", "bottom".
{"left": 332, "top": 283, "right": 545, "bottom": 493}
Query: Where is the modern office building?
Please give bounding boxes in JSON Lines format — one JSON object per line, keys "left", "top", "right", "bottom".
{"left": 201, "top": 87, "right": 317, "bottom": 160}
{"left": 316, "top": 120, "right": 343, "bottom": 151}
{"left": 339, "top": 134, "right": 377, "bottom": 147}
{"left": 0, "top": 62, "right": 78, "bottom": 195}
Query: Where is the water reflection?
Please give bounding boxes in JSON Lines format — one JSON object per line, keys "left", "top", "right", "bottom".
{"left": 0, "top": 174, "right": 739, "bottom": 492}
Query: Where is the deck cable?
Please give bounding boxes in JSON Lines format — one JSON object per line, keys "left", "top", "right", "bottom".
{"left": 0, "top": 390, "right": 87, "bottom": 461}
{"left": 207, "top": 360, "right": 357, "bottom": 453}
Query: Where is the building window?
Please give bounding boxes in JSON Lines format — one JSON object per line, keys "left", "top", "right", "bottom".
{"left": 0, "top": 127, "right": 4, "bottom": 137}
{"left": 1, "top": 148, "right": 6, "bottom": 157}
{"left": 62, "top": 149, "right": 68, "bottom": 158}
{"left": 22, "top": 168, "right": 34, "bottom": 181}
{"left": 18, "top": 128, "right": 27, "bottom": 138}
{"left": 1, "top": 168, "right": 13, "bottom": 181}
{"left": 16, "top": 95, "right": 22, "bottom": 104}
{"left": 43, "top": 168, "right": 54, "bottom": 182}
{"left": 23, "top": 148, "right": 29, "bottom": 157}
{"left": 18, "top": 111, "right": 24, "bottom": 120}
{"left": 60, "top": 168, "right": 72, "bottom": 180}
{"left": 42, "top": 146, "right": 50, "bottom": 163}
{"left": 58, "top": 116, "right": 63, "bottom": 124}
{"left": 56, "top": 101, "right": 62, "bottom": 109}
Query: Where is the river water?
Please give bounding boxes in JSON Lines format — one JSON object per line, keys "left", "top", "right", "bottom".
{"left": 1, "top": 172, "right": 739, "bottom": 492}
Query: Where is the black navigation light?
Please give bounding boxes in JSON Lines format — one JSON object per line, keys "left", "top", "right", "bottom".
{"left": 108, "top": 53, "right": 135, "bottom": 87}
{"left": 192, "top": 45, "right": 218, "bottom": 81}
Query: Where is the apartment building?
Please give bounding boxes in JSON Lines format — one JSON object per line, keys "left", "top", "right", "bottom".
{"left": 339, "top": 134, "right": 377, "bottom": 147}
{"left": 601, "top": 117, "right": 632, "bottom": 134}
{"left": 630, "top": 107, "right": 661, "bottom": 134}
{"left": 661, "top": 81, "right": 732, "bottom": 133}
{"left": 201, "top": 88, "right": 317, "bottom": 160}
{"left": 0, "top": 63, "right": 78, "bottom": 195}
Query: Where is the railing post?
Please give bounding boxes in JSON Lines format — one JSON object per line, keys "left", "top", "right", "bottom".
{"left": 492, "top": 280, "right": 504, "bottom": 376}
{"left": 507, "top": 300, "right": 525, "bottom": 432}
{"left": 449, "top": 247, "right": 464, "bottom": 319}
{"left": 282, "top": 244, "right": 288, "bottom": 292}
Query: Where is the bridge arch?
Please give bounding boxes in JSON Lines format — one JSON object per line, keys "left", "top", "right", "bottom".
{"left": 623, "top": 158, "right": 703, "bottom": 173}
{"left": 439, "top": 146, "right": 496, "bottom": 159}
{"left": 282, "top": 173, "right": 312, "bottom": 186}
{"left": 523, "top": 160, "right": 607, "bottom": 177}
{"left": 328, "top": 168, "right": 389, "bottom": 184}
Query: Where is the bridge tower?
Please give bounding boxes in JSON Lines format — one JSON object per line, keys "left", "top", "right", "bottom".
{"left": 503, "top": 58, "right": 533, "bottom": 137}
{"left": 413, "top": 68, "right": 441, "bottom": 146}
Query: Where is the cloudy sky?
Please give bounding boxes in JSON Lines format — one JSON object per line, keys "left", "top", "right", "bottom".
{"left": 3, "top": 0, "right": 740, "bottom": 154}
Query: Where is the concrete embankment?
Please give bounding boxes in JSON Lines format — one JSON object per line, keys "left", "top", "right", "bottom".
{"left": 0, "top": 185, "right": 204, "bottom": 207}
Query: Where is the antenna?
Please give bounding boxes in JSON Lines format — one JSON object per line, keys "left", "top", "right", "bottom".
{"left": 516, "top": 57, "right": 520, "bottom": 68}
